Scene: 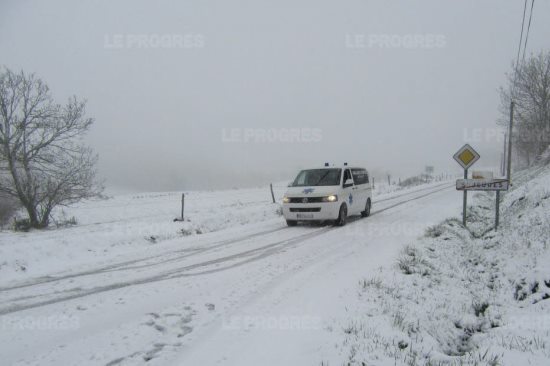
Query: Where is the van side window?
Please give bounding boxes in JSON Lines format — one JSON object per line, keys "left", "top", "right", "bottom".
{"left": 351, "top": 169, "right": 368, "bottom": 185}
{"left": 343, "top": 169, "right": 352, "bottom": 186}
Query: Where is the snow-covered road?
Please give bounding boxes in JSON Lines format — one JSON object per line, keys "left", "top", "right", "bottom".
{"left": 0, "top": 182, "right": 461, "bottom": 366}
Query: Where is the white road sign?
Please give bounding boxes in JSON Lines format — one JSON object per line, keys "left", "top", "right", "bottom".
{"left": 456, "top": 178, "right": 509, "bottom": 191}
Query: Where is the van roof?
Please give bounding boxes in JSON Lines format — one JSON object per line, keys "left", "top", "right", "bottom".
{"left": 304, "top": 165, "right": 368, "bottom": 171}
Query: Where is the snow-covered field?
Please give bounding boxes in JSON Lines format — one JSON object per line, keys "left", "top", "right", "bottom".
{"left": 0, "top": 186, "right": 287, "bottom": 284}
{"left": 0, "top": 177, "right": 502, "bottom": 366}
{"left": 0, "top": 179, "right": 450, "bottom": 284}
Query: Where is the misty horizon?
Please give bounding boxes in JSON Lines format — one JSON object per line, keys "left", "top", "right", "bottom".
{"left": 2, "top": 0, "right": 549, "bottom": 191}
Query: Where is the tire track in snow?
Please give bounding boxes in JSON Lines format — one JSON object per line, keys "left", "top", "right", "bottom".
{"left": 0, "top": 226, "right": 287, "bottom": 292}
{"left": 372, "top": 181, "right": 452, "bottom": 204}
{"left": 370, "top": 183, "right": 453, "bottom": 216}
{"left": 0, "top": 227, "right": 332, "bottom": 315}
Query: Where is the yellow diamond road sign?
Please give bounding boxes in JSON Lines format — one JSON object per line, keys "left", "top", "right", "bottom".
{"left": 453, "top": 144, "right": 480, "bottom": 170}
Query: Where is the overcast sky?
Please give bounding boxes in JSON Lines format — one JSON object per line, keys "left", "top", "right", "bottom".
{"left": 1, "top": 0, "right": 549, "bottom": 191}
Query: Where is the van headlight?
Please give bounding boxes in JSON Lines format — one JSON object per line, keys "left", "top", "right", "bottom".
{"left": 282, "top": 196, "right": 291, "bottom": 203}
{"left": 323, "top": 195, "right": 338, "bottom": 202}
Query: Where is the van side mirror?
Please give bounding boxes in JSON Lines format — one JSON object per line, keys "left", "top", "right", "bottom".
{"left": 343, "top": 178, "right": 353, "bottom": 188}
{"left": 287, "top": 182, "right": 293, "bottom": 187}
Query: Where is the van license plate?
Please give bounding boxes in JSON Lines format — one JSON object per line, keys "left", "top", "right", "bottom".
{"left": 297, "top": 213, "right": 314, "bottom": 219}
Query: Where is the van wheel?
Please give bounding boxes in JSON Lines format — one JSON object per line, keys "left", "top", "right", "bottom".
{"left": 335, "top": 204, "right": 347, "bottom": 226}
{"left": 361, "top": 199, "right": 371, "bottom": 218}
{"left": 286, "top": 220, "right": 297, "bottom": 227}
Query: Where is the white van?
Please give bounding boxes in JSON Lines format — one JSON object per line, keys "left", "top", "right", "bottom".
{"left": 282, "top": 164, "right": 372, "bottom": 226}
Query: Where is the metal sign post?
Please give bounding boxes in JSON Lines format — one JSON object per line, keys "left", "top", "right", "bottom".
{"left": 453, "top": 144, "right": 481, "bottom": 227}
{"left": 495, "top": 191, "right": 500, "bottom": 229}
{"left": 456, "top": 178, "right": 509, "bottom": 230}
{"left": 462, "top": 169, "right": 468, "bottom": 226}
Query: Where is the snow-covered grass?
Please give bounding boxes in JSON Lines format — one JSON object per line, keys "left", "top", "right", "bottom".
{"left": 334, "top": 163, "right": 550, "bottom": 365}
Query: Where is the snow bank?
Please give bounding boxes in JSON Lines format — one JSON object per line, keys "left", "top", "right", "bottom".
{"left": 335, "top": 163, "right": 550, "bottom": 365}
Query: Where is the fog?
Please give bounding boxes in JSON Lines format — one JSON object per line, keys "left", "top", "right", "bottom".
{"left": 2, "top": 0, "right": 549, "bottom": 191}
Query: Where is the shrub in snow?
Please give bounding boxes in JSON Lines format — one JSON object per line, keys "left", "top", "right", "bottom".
{"left": 399, "top": 175, "right": 428, "bottom": 188}
{"left": 397, "top": 245, "right": 433, "bottom": 276}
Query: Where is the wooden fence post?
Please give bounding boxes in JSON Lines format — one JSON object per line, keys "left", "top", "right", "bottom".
{"left": 173, "top": 193, "right": 186, "bottom": 222}
{"left": 270, "top": 183, "right": 276, "bottom": 203}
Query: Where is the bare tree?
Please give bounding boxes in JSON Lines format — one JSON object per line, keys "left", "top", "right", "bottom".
{"left": 0, "top": 67, "right": 102, "bottom": 228}
{"left": 499, "top": 51, "right": 550, "bottom": 167}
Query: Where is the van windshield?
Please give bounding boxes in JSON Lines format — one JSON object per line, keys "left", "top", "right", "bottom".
{"left": 291, "top": 168, "right": 342, "bottom": 187}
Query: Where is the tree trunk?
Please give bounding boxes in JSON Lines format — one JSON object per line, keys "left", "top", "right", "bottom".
{"left": 23, "top": 202, "right": 40, "bottom": 228}
{"left": 39, "top": 206, "right": 52, "bottom": 228}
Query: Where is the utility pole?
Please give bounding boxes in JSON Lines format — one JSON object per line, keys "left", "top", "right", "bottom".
{"left": 501, "top": 132, "right": 507, "bottom": 176}
{"left": 506, "top": 101, "right": 514, "bottom": 183}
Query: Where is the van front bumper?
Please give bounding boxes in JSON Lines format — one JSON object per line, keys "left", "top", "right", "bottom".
{"left": 282, "top": 202, "right": 341, "bottom": 221}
